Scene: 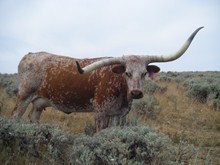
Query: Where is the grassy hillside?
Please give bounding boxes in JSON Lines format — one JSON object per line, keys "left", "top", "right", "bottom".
{"left": 0, "top": 72, "right": 220, "bottom": 164}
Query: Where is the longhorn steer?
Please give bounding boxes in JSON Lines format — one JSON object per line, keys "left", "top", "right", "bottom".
{"left": 12, "top": 27, "right": 203, "bottom": 131}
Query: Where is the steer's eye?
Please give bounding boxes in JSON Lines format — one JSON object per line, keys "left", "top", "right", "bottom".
{"left": 141, "top": 72, "right": 147, "bottom": 78}
{"left": 125, "top": 72, "right": 132, "bottom": 78}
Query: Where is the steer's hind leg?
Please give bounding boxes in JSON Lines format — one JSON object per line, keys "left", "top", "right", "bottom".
{"left": 28, "top": 98, "right": 50, "bottom": 123}
{"left": 12, "top": 93, "right": 34, "bottom": 119}
{"left": 28, "top": 106, "right": 43, "bottom": 123}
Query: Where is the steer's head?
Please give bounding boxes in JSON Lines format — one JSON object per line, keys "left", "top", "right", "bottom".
{"left": 111, "top": 56, "right": 160, "bottom": 99}
{"left": 76, "top": 27, "right": 203, "bottom": 99}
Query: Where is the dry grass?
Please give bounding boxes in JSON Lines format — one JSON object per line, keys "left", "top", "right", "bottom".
{"left": 142, "top": 81, "right": 220, "bottom": 163}
{"left": 40, "top": 109, "right": 94, "bottom": 133}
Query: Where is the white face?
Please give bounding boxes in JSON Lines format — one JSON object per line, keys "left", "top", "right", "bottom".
{"left": 124, "top": 57, "right": 147, "bottom": 99}
{"left": 112, "top": 56, "right": 160, "bottom": 99}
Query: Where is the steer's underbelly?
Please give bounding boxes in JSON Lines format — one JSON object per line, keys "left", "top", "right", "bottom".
{"left": 32, "top": 95, "right": 93, "bottom": 113}
{"left": 52, "top": 102, "right": 94, "bottom": 113}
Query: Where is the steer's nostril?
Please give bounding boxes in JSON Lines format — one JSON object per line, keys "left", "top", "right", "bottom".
{"left": 131, "top": 90, "right": 143, "bottom": 99}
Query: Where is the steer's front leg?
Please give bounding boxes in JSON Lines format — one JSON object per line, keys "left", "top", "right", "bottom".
{"left": 95, "top": 111, "right": 110, "bottom": 132}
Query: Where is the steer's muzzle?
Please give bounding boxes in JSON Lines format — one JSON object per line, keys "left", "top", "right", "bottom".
{"left": 131, "top": 90, "right": 143, "bottom": 99}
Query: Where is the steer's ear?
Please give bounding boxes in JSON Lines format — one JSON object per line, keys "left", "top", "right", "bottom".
{"left": 147, "top": 65, "right": 160, "bottom": 78}
{"left": 112, "top": 65, "right": 126, "bottom": 74}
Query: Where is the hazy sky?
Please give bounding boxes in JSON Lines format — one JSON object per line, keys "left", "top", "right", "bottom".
{"left": 0, "top": 0, "right": 219, "bottom": 73}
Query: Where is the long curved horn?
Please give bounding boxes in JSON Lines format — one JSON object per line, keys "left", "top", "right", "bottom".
{"left": 149, "top": 27, "right": 204, "bottom": 63}
{"left": 76, "top": 57, "right": 123, "bottom": 74}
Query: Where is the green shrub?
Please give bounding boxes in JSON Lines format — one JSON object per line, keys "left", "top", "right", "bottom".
{"left": 187, "top": 83, "right": 209, "bottom": 103}
{"left": 144, "top": 78, "right": 160, "bottom": 94}
{"left": 184, "top": 77, "right": 220, "bottom": 104}
{"left": 132, "top": 95, "right": 161, "bottom": 117}
{"left": 71, "top": 126, "right": 172, "bottom": 165}
{"left": 144, "top": 78, "right": 167, "bottom": 94}
{"left": 170, "top": 140, "right": 197, "bottom": 164}
{"left": 0, "top": 117, "right": 183, "bottom": 164}
{"left": 84, "top": 121, "right": 96, "bottom": 136}
{"left": 158, "top": 72, "right": 173, "bottom": 82}
{"left": 0, "top": 73, "right": 18, "bottom": 97}
{"left": 0, "top": 117, "right": 71, "bottom": 164}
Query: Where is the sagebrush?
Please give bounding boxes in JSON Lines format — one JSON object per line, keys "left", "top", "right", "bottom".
{"left": 0, "top": 117, "right": 199, "bottom": 165}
